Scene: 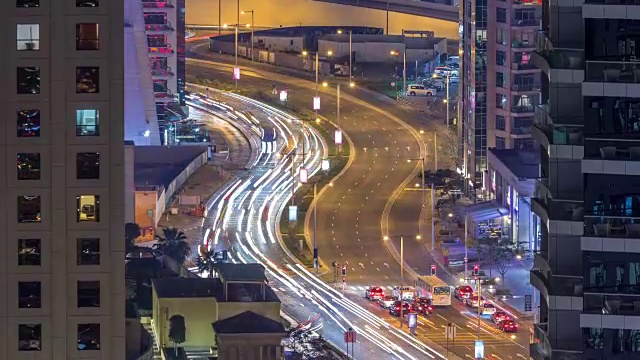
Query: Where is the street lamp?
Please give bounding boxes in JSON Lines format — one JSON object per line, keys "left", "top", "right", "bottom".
{"left": 323, "top": 81, "right": 353, "bottom": 157}
{"left": 406, "top": 158, "right": 434, "bottom": 250}
{"left": 446, "top": 73, "right": 451, "bottom": 126}
{"left": 382, "top": 234, "right": 421, "bottom": 328}
{"left": 390, "top": 49, "right": 406, "bottom": 96}
{"left": 241, "top": 10, "right": 254, "bottom": 62}
{"left": 223, "top": 23, "right": 242, "bottom": 89}
{"left": 338, "top": 29, "right": 354, "bottom": 84}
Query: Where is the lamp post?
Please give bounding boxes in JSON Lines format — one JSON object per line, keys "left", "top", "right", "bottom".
{"left": 218, "top": 0, "right": 221, "bottom": 35}
{"left": 302, "top": 50, "right": 333, "bottom": 162}
{"left": 322, "top": 81, "right": 354, "bottom": 157}
{"left": 383, "top": 234, "right": 422, "bottom": 328}
{"left": 338, "top": 29, "right": 354, "bottom": 83}
{"left": 223, "top": 23, "right": 242, "bottom": 89}
{"left": 446, "top": 73, "right": 450, "bottom": 126}
{"left": 241, "top": 10, "right": 254, "bottom": 62}
{"left": 390, "top": 50, "right": 406, "bottom": 96}
{"left": 407, "top": 158, "right": 428, "bottom": 249}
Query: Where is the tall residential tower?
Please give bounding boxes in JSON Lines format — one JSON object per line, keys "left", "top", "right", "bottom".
{"left": 0, "top": 0, "right": 125, "bottom": 358}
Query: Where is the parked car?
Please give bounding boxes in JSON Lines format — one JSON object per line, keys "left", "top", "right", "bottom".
{"left": 423, "top": 79, "right": 444, "bottom": 91}
{"left": 434, "top": 66, "right": 453, "bottom": 76}
{"left": 497, "top": 319, "right": 519, "bottom": 333}
{"left": 411, "top": 298, "right": 434, "bottom": 315}
{"left": 490, "top": 311, "right": 511, "bottom": 324}
{"left": 406, "top": 84, "right": 436, "bottom": 96}
{"left": 378, "top": 295, "right": 396, "bottom": 309}
{"left": 454, "top": 285, "right": 473, "bottom": 300}
{"left": 365, "top": 286, "right": 385, "bottom": 300}
{"left": 389, "top": 301, "right": 411, "bottom": 316}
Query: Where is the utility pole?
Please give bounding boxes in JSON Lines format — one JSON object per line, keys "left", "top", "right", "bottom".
{"left": 337, "top": 83, "right": 341, "bottom": 156}
{"left": 386, "top": 0, "right": 389, "bottom": 34}
{"left": 402, "top": 49, "right": 406, "bottom": 97}
{"left": 349, "top": 30, "right": 353, "bottom": 83}
{"left": 446, "top": 73, "right": 450, "bottom": 126}
{"left": 218, "top": 0, "right": 221, "bottom": 35}
{"left": 477, "top": 278, "right": 482, "bottom": 340}
{"left": 434, "top": 132, "right": 438, "bottom": 171}
{"left": 431, "top": 183, "right": 435, "bottom": 251}
{"left": 399, "top": 234, "right": 404, "bottom": 328}
{"left": 464, "top": 214, "right": 469, "bottom": 279}
{"left": 313, "top": 182, "right": 318, "bottom": 274}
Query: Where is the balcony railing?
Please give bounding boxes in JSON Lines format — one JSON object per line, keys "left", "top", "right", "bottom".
{"left": 584, "top": 292, "right": 640, "bottom": 316}
{"left": 584, "top": 215, "right": 640, "bottom": 238}
{"left": 511, "top": 127, "right": 532, "bottom": 135}
{"left": 145, "top": 23, "right": 174, "bottom": 31}
{"left": 511, "top": 83, "right": 541, "bottom": 91}
{"left": 511, "top": 62, "right": 538, "bottom": 71}
{"left": 148, "top": 45, "right": 174, "bottom": 54}
{"left": 511, "top": 105, "right": 535, "bottom": 113}
{"left": 512, "top": 19, "right": 540, "bottom": 27}
{"left": 585, "top": 144, "right": 640, "bottom": 160}
{"left": 585, "top": 60, "right": 640, "bottom": 83}
{"left": 142, "top": 1, "right": 174, "bottom": 8}
{"left": 535, "top": 31, "right": 584, "bottom": 69}
{"left": 512, "top": 40, "right": 535, "bottom": 49}
{"left": 151, "top": 68, "right": 174, "bottom": 76}
{"left": 513, "top": 0, "right": 541, "bottom": 4}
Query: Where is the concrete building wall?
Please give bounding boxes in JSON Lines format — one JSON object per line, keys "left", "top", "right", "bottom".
{"left": 254, "top": 36, "right": 304, "bottom": 53}
{"left": 152, "top": 295, "right": 218, "bottom": 349}
{"left": 0, "top": 0, "right": 125, "bottom": 358}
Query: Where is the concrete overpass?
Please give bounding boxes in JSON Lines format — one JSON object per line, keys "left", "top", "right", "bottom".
{"left": 313, "top": 0, "right": 458, "bottom": 22}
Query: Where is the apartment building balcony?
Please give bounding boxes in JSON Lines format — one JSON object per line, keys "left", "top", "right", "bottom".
{"left": 511, "top": 40, "right": 535, "bottom": 51}
{"left": 511, "top": 82, "right": 541, "bottom": 94}
{"left": 144, "top": 23, "right": 174, "bottom": 32}
{"left": 583, "top": 60, "right": 640, "bottom": 98}
{"left": 511, "top": 61, "right": 538, "bottom": 73}
{"left": 151, "top": 67, "right": 174, "bottom": 78}
{"left": 511, "top": 105, "right": 535, "bottom": 114}
{"left": 148, "top": 44, "right": 174, "bottom": 55}
{"left": 154, "top": 90, "right": 175, "bottom": 102}
{"left": 512, "top": 0, "right": 541, "bottom": 6}
{"left": 511, "top": 18, "right": 540, "bottom": 29}
{"left": 530, "top": 323, "right": 583, "bottom": 360}
{"left": 582, "top": 139, "right": 640, "bottom": 175}
{"left": 141, "top": 0, "right": 174, "bottom": 9}
{"left": 511, "top": 126, "right": 532, "bottom": 138}
{"left": 531, "top": 31, "right": 584, "bottom": 83}
{"left": 531, "top": 196, "right": 583, "bottom": 230}
{"left": 582, "top": 290, "right": 640, "bottom": 330}
{"left": 583, "top": 214, "right": 640, "bottom": 252}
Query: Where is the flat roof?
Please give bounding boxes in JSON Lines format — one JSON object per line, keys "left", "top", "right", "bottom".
{"left": 134, "top": 146, "right": 207, "bottom": 190}
{"left": 212, "top": 311, "right": 286, "bottom": 335}
{"left": 488, "top": 149, "right": 539, "bottom": 180}
{"left": 215, "top": 263, "right": 268, "bottom": 283}
{"left": 153, "top": 278, "right": 219, "bottom": 298}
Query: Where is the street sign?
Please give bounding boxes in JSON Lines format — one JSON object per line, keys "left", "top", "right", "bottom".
{"left": 233, "top": 67, "right": 240, "bottom": 80}
{"left": 334, "top": 130, "right": 343, "bottom": 145}
{"left": 341, "top": 265, "right": 347, "bottom": 277}
{"left": 344, "top": 329, "right": 356, "bottom": 343}
{"left": 299, "top": 168, "right": 308, "bottom": 183}
{"left": 474, "top": 340, "right": 484, "bottom": 359}
{"left": 313, "top": 249, "right": 318, "bottom": 270}
{"left": 524, "top": 294, "right": 532, "bottom": 312}
{"left": 313, "top": 96, "right": 321, "bottom": 110}
{"left": 288, "top": 205, "right": 297, "bottom": 222}
{"left": 408, "top": 313, "right": 417, "bottom": 330}
{"left": 445, "top": 324, "right": 457, "bottom": 339}
{"left": 279, "top": 90, "right": 288, "bottom": 102}
{"left": 321, "top": 158, "right": 330, "bottom": 171}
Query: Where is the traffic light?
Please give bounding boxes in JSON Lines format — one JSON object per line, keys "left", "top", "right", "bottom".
{"left": 341, "top": 265, "right": 347, "bottom": 277}
{"left": 431, "top": 264, "right": 436, "bottom": 276}
{"left": 473, "top": 264, "right": 480, "bottom": 276}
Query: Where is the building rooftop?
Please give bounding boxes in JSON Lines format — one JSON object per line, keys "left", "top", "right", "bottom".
{"left": 153, "top": 277, "right": 219, "bottom": 298}
{"left": 489, "top": 148, "right": 539, "bottom": 180}
{"left": 212, "top": 311, "right": 286, "bottom": 335}
{"left": 215, "top": 263, "right": 268, "bottom": 283}
{"left": 134, "top": 145, "right": 207, "bottom": 191}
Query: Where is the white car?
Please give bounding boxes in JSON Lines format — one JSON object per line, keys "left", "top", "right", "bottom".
{"left": 378, "top": 295, "right": 396, "bottom": 309}
{"left": 481, "top": 303, "right": 497, "bottom": 316}
{"left": 406, "top": 84, "right": 436, "bottom": 96}
{"left": 434, "top": 66, "right": 452, "bottom": 76}
{"left": 449, "top": 76, "right": 459, "bottom": 84}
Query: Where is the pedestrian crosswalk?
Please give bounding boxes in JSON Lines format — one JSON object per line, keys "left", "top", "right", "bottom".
{"left": 348, "top": 285, "right": 397, "bottom": 291}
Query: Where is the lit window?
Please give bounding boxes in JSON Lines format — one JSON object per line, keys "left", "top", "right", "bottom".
{"left": 76, "top": 153, "right": 100, "bottom": 179}
{"left": 76, "top": 23, "right": 99, "bottom": 50}
{"left": 18, "top": 239, "right": 41, "bottom": 266}
{"left": 77, "top": 238, "right": 100, "bottom": 265}
{"left": 17, "top": 67, "right": 41, "bottom": 94}
{"left": 77, "top": 195, "right": 100, "bottom": 222}
{"left": 18, "top": 196, "right": 41, "bottom": 223}
{"left": 17, "top": 110, "right": 41, "bottom": 137}
{"left": 17, "top": 0, "right": 39, "bottom": 7}
{"left": 17, "top": 153, "right": 41, "bottom": 180}
{"left": 17, "top": 24, "right": 40, "bottom": 51}
{"left": 76, "top": 67, "right": 99, "bottom": 94}
{"left": 76, "top": 0, "right": 98, "bottom": 6}
{"left": 77, "top": 324, "right": 100, "bottom": 350}
{"left": 77, "top": 281, "right": 100, "bottom": 307}
{"left": 18, "top": 324, "right": 41, "bottom": 351}
{"left": 18, "top": 281, "right": 41, "bottom": 309}
{"left": 76, "top": 110, "right": 99, "bottom": 136}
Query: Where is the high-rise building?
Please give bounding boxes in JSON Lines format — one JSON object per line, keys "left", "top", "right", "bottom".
{"left": 530, "top": 0, "right": 640, "bottom": 358}
{"left": 486, "top": 0, "right": 540, "bottom": 152}
{"left": 459, "top": 0, "right": 488, "bottom": 199}
{"left": 0, "top": 0, "right": 125, "bottom": 358}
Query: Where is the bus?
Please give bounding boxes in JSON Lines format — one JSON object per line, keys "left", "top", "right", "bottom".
{"left": 414, "top": 276, "right": 452, "bottom": 306}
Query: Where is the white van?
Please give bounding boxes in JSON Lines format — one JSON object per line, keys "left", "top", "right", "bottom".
{"left": 406, "top": 84, "right": 436, "bottom": 96}
{"left": 445, "top": 56, "right": 459, "bottom": 67}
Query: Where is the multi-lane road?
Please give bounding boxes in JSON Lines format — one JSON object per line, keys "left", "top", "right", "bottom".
{"left": 186, "top": 43, "right": 530, "bottom": 359}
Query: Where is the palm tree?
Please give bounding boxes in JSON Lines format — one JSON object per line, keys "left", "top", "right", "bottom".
{"left": 195, "top": 250, "right": 216, "bottom": 278}
{"left": 153, "top": 227, "right": 191, "bottom": 265}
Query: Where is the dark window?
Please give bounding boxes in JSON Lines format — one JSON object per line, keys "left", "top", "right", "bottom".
{"left": 496, "top": 50, "right": 506, "bottom": 66}
{"left": 17, "top": 67, "right": 41, "bottom": 94}
{"left": 18, "top": 239, "right": 41, "bottom": 266}
{"left": 496, "top": 72, "right": 505, "bottom": 88}
{"left": 18, "top": 282, "right": 41, "bottom": 308}
{"left": 77, "top": 281, "right": 100, "bottom": 307}
{"left": 17, "top": 0, "right": 39, "bottom": 7}
{"left": 18, "top": 196, "right": 41, "bottom": 223}
{"left": 17, "top": 110, "right": 41, "bottom": 137}
{"left": 76, "top": 23, "right": 99, "bottom": 50}
{"left": 17, "top": 153, "right": 41, "bottom": 180}
{"left": 77, "top": 195, "right": 100, "bottom": 222}
{"left": 496, "top": 94, "right": 507, "bottom": 110}
{"left": 77, "top": 324, "right": 100, "bottom": 351}
{"left": 76, "top": 0, "right": 99, "bottom": 6}
{"left": 497, "top": 8, "right": 507, "bottom": 23}
{"left": 496, "top": 136, "right": 506, "bottom": 149}
{"left": 496, "top": 115, "right": 506, "bottom": 131}
{"left": 76, "top": 67, "right": 99, "bottom": 94}
{"left": 77, "top": 238, "right": 100, "bottom": 265}
{"left": 76, "top": 152, "right": 100, "bottom": 179}
{"left": 76, "top": 109, "right": 99, "bottom": 136}
{"left": 18, "top": 324, "right": 41, "bottom": 351}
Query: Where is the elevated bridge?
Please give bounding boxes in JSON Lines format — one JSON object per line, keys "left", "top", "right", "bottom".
{"left": 312, "top": 0, "right": 458, "bottom": 22}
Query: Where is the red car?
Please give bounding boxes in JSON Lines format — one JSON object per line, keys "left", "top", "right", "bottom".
{"left": 365, "top": 286, "right": 385, "bottom": 300}
{"left": 389, "top": 301, "right": 411, "bottom": 316}
{"left": 455, "top": 285, "right": 473, "bottom": 300}
{"left": 498, "top": 320, "right": 519, "bottom": 333}
{"left": 490, "top": 311, "right": 511, "bottom": 324}
{"left": 411, "top": 298, "right": 434, "bottom": 315}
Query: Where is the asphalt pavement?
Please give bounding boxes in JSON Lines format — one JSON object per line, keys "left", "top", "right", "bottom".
{"left": 187, "top": 43, "right": 529, "bottom": 359}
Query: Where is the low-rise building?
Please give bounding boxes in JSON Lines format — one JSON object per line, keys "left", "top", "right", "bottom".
{"left": 151, "top": 263, "right": 285, "bottom": 358}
